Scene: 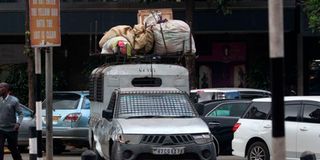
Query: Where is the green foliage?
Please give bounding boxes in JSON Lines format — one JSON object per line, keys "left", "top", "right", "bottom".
{"left": 303, "top": 0, "right": 320, "bottom": 32}
{"left": 5, "top": 64, "right": 29, "bottom": 105}
{"left": 244, "top": 57, "right": 270, "bottom": 90}
{"left": 5, "top": 64, "right": 68, "bottom": 105}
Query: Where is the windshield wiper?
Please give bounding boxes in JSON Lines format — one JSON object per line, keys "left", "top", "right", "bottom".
{"left": 125, "top": 115, "right": 163, "bottom": 119}
{"left": 169, "top": 115, "right": 195, "bottom": 118}
{"left": 125, "top": 115, "right": 195, "bottom": 119}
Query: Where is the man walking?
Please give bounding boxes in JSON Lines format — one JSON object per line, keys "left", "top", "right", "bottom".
{"left": 0, "top": 82, "right": 23, "bottom": 160}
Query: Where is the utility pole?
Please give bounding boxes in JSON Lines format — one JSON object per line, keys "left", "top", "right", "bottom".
{"left": 268, "top": 0, "right": 285, "bottom": 160}
{"left": 185, "top": 0, "right": 197, "bottom": 89}
{"left": 295, "top": 0, "right": 304, "bottom": 95}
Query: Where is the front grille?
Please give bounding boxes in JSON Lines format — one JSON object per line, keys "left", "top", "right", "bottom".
{"left": 136, "top": 153, "right": 199, "bottom": 160}
{"left": 140, "top": 135, "right": 194, "bottom": 145}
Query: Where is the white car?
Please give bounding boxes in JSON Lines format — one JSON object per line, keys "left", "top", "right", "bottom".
{"left": 232, "top": 96, "right": 320, "bottom": 160}
{"left": 190, "top": 88, "right": 271, "bottom": 103}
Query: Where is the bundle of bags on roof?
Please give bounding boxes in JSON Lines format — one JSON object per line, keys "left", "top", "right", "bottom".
{"left": 99, "top": 10, "right": 196, "bottom": 56}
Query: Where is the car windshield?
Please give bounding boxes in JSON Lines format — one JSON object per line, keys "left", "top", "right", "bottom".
{"left": 43, "top": 93, "right": 81, "bottom": 109}
{"left": 115, "top": 93, "right": 197, "bottom": 118}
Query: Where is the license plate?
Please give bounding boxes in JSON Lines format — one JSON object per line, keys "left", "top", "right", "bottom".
{"left": 152, "top": 147, "right": 185, "bottom": 155}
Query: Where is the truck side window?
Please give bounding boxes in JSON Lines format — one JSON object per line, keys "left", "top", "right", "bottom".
{"left": 107, "top": 92, "right": 116, "bottom": 111}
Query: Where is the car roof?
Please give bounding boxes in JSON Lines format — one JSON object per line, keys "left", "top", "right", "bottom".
{"left": 190, "top": 88, "right": 271, "bottom": 94}
{"left": 252, "top": 96, "right": 320, "bottom": 102}
{"left": 200, "top": 99, "right": 252, "bottom": 105}
{"left": 53, "top": 91, "right": 89, "bottom": 95}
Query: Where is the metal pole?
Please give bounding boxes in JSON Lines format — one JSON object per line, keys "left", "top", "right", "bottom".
{"left": 45, "top": 47, "right": 53, "bottom": 160}
{"left": 34, "top": 47, "right": 43, "bottom": 160}
{"left": 29, "top": 126, "right": 37, "bottom": 160}
{"left": 268, "top": 0, "right": 285, "bottom": 160}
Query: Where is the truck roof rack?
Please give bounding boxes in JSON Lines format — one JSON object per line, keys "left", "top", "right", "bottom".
{"left": 98, "top": 52, "right": 186, "bottom": 65}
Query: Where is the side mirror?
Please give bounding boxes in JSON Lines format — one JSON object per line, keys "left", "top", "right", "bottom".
{"left": 102, "top": 109, "right": 113, "bottom": 120}
{"left": 194, "top": 103, "right": 205, "bottom": 116}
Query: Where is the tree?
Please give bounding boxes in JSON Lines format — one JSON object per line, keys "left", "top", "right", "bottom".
{"left": 303, "top": 0, "right": 320, "bottom": 32}
{"left": 25, "top": 0, "right": 35, "bottom": 111}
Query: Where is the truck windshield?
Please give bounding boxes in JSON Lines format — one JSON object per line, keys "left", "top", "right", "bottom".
{"left": 116, "top": 93, "right": 197, "bottom": 118}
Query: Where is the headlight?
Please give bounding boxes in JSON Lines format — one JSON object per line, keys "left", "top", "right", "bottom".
{"left": 192, "top": 134, "right": 213, "bottom": 144}
{"left": 114, "top": 134, "right": 143, "bottom": 144}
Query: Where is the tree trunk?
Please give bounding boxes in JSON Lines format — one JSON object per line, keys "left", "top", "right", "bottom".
{"left": 25, "top": 0, "right": 35, "bottom": 111}
{"left": 185, "top": 0, "right": 197, "bottom": 89}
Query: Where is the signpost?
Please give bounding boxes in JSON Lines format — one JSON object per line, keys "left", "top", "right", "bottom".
{"left": 29, "top": 0, "right": 61, "bottom": 160}
{"left": 29, "top": 0, "right": 61, "bottom": 47}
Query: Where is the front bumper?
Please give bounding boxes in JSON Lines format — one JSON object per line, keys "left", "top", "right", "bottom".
{"left": 111, "top": 141, "right": 217, "bottom": 160}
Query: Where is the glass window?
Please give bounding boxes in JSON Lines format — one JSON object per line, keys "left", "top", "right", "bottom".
{"left": 284, "top": 104, "right": 300, "bottom": 122}
{"left": 207, "top": 103, "right": 249, "bottom": 117}
{"left": 81, "top": 96, "right": 91, "bottom": 109}
{"left": 244, "top": 102, "right": 270, "bottom": 119}
{"left": 303, "top": 104, "right": 320, "bottom": 124}
{"left": 116, "top": 93, "right": 196, "bottom": 118}
{"left": 43, "top": 93, "right": 81, "bottom": 109}
{"left": 17, "top": 104, "right": 32, "bottom": 117}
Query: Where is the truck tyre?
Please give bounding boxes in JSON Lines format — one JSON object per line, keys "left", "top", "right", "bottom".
{"left": 247, "top": 141, "right": 270, "bottom": 160}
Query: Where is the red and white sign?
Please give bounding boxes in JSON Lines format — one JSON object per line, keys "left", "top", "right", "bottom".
{"left": 29, "top": 0, "right": 61, "bottom": 47}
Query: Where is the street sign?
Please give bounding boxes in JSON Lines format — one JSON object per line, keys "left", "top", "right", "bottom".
{"left": 29, "top": 0, "right": 61, "bottom": 47}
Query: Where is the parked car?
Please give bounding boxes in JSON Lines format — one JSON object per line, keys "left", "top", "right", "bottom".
{"left": 195, "top": 99, "right": 251, "bottom": 155}
{"left": 17, "top": 104, "right": 35, "bottom": 151}
{"left": 42, "top": 91, "right": 90, "bottom": 154}
{"left": 232, "top": 96, "right": 320, "bottom": 160}
{"left": 190, "top": 88, "right": 271, "bottom": 103}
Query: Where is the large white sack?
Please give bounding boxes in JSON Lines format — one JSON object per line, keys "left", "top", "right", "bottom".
{"left": 153, "top": 20, "right": 196, "bottom": 55}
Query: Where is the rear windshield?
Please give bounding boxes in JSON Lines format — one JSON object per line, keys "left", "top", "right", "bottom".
{"left": 43, "top": 93, "right": 81, "bottom": 109}
{"left": 115, "top": 93, "right": 196, "bottom": 118}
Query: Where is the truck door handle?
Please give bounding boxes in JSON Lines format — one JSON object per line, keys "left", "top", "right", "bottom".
{"left": 300, "top": 127, "right": 308, "bottom": 131}
{"left": 208, "top": 122, "right": 220, "bottom": 125}
{"left": 263, "top": 125, "right": 271, "bottom": 129}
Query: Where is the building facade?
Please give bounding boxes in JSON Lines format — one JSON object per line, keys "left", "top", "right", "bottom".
{"left": 0, "top": 0, "right": 319, "bottom": 95}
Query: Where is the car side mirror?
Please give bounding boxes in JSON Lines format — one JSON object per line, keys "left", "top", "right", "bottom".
{"left": 102, "top": 109, "right": 113, "bottom": 120}
{"left": 194, "top": 103, "right": 204, "bottom": 116}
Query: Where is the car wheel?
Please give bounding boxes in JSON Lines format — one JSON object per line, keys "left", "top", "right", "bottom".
{"left": 18, "top": 146, "right": 28, "bottom": 153}
{"left": 53, "top": 140, "right": 65, "bottom": 155}
{"left": 247, "top": 141, "right": 270, "bottom": 160}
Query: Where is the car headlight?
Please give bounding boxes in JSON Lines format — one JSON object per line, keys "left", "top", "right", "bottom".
{"left": 114, "top": 134, "right": 143, "bottom": 144}
{"left": 192, "top": 134, "right": 213, "bottom": 144}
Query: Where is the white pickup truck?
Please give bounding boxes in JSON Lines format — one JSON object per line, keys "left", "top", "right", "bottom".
{"left": 88, "top": 63, "right": 217, "bottom": 160}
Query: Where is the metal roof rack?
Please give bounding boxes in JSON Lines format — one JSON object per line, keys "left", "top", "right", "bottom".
{"left": 94, "top": 51, "right": 186, "bottom": 65}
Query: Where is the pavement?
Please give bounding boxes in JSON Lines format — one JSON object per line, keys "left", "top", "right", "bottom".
{"left": 4, "top": 147, "right": 245, "bottom": 160}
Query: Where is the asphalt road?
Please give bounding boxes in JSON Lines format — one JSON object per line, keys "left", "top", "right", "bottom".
{"left": 4, "top": 147, "right": 245, "bottom": 160}
{"left": 5, "top": 153, "right": 245, "bottom": 160}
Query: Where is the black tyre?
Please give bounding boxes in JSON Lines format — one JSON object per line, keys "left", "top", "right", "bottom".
{"left": 247, "top": 141, "right": 270, "bottom": 160}
{"left": 53, "top": 140, "right": 65, "bottom": 155}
